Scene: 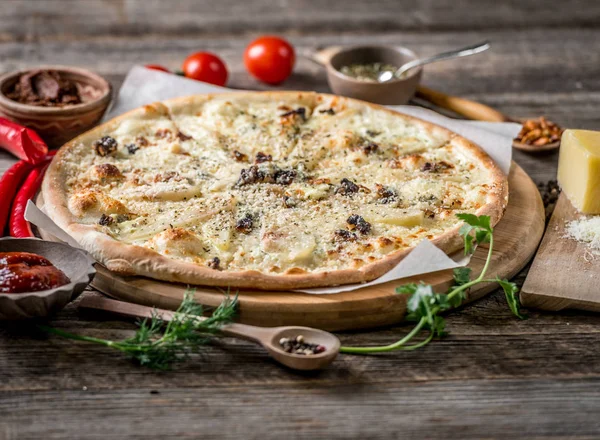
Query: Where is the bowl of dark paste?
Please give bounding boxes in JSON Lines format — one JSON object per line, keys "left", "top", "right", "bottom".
{"left": 0, "top": 238, "right": 95, "bottom": 320}
{"left": 0, "top": 66, "right": 112, "bottom": 147}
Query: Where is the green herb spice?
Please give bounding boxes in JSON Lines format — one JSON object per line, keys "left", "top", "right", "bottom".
{"left": 39, "top": 289, "right": 238, "bottom": 369}
{"left": 340, "top": 213, "right": 526, "bottom": 354}
{"left": 339, "top": 62, "right": 399, "bottom": 82}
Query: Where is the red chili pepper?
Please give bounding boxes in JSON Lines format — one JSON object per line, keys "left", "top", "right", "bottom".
{"left": 8, "top": 151, "right": 56, "bottom": 238}
{"left": 0, "top": 117, "right": 48, "bottom": 164}
{"left": 0, "top": 160, "right": 35, "bottom": 235}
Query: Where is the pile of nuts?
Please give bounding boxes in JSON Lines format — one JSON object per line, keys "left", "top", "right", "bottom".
{"left": 514, "top": 117, "right": 563, "bottom": 146}
{"left": 279, "top": 335, "right": 326, "bottom": 356}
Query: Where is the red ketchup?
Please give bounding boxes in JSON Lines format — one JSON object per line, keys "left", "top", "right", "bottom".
{"left": 0, "top": 252, "right": 70, "bottom": 293}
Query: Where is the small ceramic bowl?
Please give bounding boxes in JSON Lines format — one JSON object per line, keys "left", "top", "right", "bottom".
{"left": 0, "top": 65, "right": 112, "bottom": 148}
{"left": 0, "top": 238, "right": 96, "bottom": 320}
{"left": 324, "top": 46, "right": 422, "bottom": 105}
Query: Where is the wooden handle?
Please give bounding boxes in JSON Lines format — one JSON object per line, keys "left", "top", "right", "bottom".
{"left": 78, "top": 295, "right": 272, "bottom": 344}
{"left": 79, "top": 295, "right": 177, "bottom": 321}
{"left": 306, "top": 46, "right": 343, "bottom": 66}
{"left": 416, "top": 86, "right": 510, "bottom": 122}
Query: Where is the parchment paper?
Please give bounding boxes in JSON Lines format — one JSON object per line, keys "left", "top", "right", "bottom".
{"left": 28, "top": 66, "right": 520, "bottom": 294}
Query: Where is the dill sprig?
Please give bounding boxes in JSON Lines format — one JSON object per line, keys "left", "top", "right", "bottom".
{"left": 39, "top": 290, "right": 238, "bottom": 369}
{"left": 340, "top": 213, "right": 526, "bottom": 354}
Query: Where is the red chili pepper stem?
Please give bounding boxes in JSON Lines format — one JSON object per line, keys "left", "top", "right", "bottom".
{"left": 8, "top": 151, "right": 56, "bottom": 238}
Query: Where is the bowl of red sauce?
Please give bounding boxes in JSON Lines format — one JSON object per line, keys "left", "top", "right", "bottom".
{"left": 0, "top": 238, "right": 95, "bottom": 320}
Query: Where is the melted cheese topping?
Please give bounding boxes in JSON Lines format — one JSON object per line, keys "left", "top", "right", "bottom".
{"left": 58, "top": 94, "right": 501, "bottom": 275}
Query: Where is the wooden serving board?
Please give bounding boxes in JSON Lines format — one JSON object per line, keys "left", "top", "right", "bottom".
{"left": 40, "top": 163, "right": 544, "bottom": 331}
{"left": 522, "top": 194, "right": 600, "bottom": 312}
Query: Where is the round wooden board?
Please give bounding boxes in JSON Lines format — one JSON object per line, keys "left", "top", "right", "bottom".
{"left": 39, "top": 163, "right": 544, "bottom": 331}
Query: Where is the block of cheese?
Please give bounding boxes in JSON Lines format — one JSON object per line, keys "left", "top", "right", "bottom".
{"left": 557, "top": 129, "right": 600, "bottom": 214}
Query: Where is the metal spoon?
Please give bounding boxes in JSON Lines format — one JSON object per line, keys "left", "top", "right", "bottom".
{"left": 79, "top": 295, "right": 341, "bottom": 371}
{"left": 378, "top": 41, "right": 491, "bottom": 83}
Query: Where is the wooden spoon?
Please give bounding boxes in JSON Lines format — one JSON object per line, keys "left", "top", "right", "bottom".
{"left": 78, "top": 296, "right": 340, "bottom": 371}
{"left": 415, "top": 86, "right": 561, "bottom": 153}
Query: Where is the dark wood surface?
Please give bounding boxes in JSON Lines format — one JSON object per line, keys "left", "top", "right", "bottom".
{"left": 1, "top": 1, "right": 600, "bottom": 438}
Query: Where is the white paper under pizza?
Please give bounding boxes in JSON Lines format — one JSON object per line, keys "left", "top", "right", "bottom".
{"left": 295, "top": 241, "right": 470, "bottom": 294}
{"left": 28, "top": 66, "right": 519, "bottom": 295}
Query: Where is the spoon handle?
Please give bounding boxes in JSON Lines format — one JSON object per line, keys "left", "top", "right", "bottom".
{"left": 78, "top": 295, "right": 273, "bottom": 343}
{"left": 416, "top": 86, "right": 510, "bottom": 123}
{"left": 397, "top": 41, "right": 490, "bottom": 77}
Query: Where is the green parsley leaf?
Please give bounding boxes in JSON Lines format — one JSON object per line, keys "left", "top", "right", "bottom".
{"left": 453, "top": 267, "right": 472, "bottom": 286}
{"left": 457, "top": 213, "right": 493, "bottom": 233}
{"left": 407, "top": 284, "right": 435, "bottom": 323}
{"left": 475, "top": 229, "right": 491, "bottom": 246}
{"left": 430, "top": 315, "right": 447, "bottom": 338}
{"left": 456, "top": 213, "right": 481, "bottom": 227}
{"left": 448, "top": 290, "right": 467, "bottom": 308}
{"left": 497, "top": 278, "right": 527, "bottom": 320}
{"left": 457, "top": 214, "right": 493, "bottom": 254}
{"left": 395, "top": 283, "right": 419, "bottom": 296}
{"left": 463, "top": 233, "right": 476, "bottom": 254}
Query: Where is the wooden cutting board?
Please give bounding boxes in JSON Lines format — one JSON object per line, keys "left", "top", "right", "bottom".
{"left": 39, "top": 163, "right": 544, "bottom": 331}
{"left": 521, "top": 194, "right": 600, "bottom": 312}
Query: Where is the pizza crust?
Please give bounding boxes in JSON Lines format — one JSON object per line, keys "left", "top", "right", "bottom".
{"left": 42, "top": 92, "right": 508, "bottom": 290}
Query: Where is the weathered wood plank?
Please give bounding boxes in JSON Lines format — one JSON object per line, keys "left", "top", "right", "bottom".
{"left": 2, "top": 0, "right": 600, "bottom": 42}
{"left": 1, "top": 291, "right": 599, "bottom": 395}
{"left": 1, "top": 29, "right": 598, "bottom": 135}
{"left": 2, "top": 378, "right": 600, "bottom": 439}
{"left": 1, "top": 29, "right": 599, "bottom": 94}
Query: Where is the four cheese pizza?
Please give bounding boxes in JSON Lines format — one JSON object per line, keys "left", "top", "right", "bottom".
{"left": 42, "top": 92, "right": 508, "bottom": 290}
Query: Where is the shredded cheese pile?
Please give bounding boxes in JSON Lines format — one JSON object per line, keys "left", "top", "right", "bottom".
{"left": 564, "top": 216, "right": 600, "bottom": 255}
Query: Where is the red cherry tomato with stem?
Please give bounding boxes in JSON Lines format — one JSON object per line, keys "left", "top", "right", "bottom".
{"left": 244, "top": 36, "right": 295, "bottom": 85}
{"left": 182, "top": 52, "right": 228, "bottom": 86}
{"left": 145, "top": 64, "right": 170, "bottom": 73}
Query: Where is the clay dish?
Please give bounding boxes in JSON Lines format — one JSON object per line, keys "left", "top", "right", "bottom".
{"left": 0, "top": 65, "right": 112, "bottom": 148}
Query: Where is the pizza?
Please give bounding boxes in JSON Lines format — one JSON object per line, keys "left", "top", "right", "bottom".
{"left": 42, "top": 92, "right": 508, "bottom": 290}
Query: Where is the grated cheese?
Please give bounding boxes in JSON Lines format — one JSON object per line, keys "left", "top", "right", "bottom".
{"left": 564, "top": 216, "right": 600, "bottom": 255}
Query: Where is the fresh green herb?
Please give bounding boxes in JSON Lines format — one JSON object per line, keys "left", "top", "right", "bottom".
{"left": 339, "top": 62, "right": 400, "bottom": 82}
{"left": 340, "top": 214, "right": 526, "bottom": 354}
{"left": 497, "top": 278, "right": 526, "bottom": 319}
{"left": 38, "top": 290, "right": 237, "bottom": 369}
{"left": 452, "top": 267, "right": 472, "bottom": 286}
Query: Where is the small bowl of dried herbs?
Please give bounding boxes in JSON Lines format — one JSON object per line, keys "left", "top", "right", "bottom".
{"left": 324, "top": 45, "right": 423, "bottom": 105}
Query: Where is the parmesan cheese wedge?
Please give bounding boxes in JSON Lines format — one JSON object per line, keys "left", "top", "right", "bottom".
{"left": 557, "top": 129, "right": 600, "bottom": 214}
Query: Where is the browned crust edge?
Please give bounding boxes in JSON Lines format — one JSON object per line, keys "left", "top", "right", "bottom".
{"left": 42, "top": 91, "right": 509, "bottom": 290}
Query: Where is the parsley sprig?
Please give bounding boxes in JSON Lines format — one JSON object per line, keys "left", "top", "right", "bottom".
{"left": 340, "top": 214, "right": 526, "bottom": 354}
{"left": 39, "top": 290, "right": 237, "bottom": 369}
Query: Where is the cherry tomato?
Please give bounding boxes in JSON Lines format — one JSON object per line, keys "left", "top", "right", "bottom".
{"left": 182, "top": 52, "right": 228, "bottom": 86}
{"left": 145, "top": 64, "right": 170, "bottom": 73}
{"left": 244, "top": 36, "right": 295, "bottom": 85}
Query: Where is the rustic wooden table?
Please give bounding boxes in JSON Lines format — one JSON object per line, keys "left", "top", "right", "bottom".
{"left": 2, "top": 1, "right": 600, "bottom": 439}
